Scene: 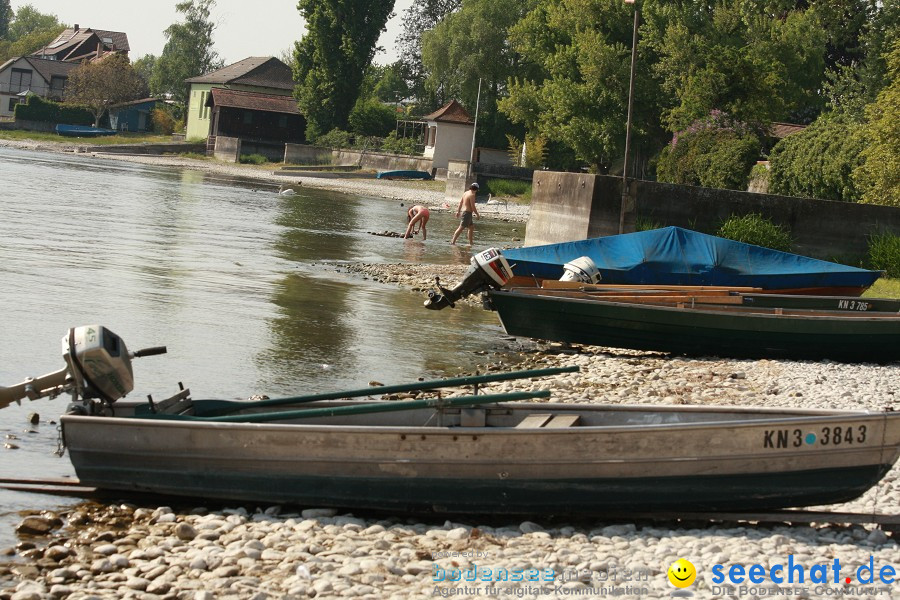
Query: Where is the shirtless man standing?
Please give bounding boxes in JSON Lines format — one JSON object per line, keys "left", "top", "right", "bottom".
{"left": 450, "top": 183, "right": 480, "bottom": 246}
{"left": 403, "top": 205, "right": 430, "bottom": 240}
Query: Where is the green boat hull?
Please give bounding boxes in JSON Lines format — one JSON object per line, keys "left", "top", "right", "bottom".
{"left": 488, "top": 290, "right": 900, "bottom": 361}
{"left": 70, "top": 463, "right": 891, "bottom": 513}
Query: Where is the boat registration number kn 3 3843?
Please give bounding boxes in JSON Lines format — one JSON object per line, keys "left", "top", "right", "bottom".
{"left": 764, "top": 426, "right": 868, "bottom": 448}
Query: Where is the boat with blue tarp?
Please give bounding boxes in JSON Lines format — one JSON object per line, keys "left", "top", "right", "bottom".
{"left": 502, "top": 227, "right": 881, "bottom": 296}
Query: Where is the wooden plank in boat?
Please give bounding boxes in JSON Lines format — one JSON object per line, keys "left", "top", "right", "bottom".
{"left": 515, "top": 414, "right": 552, "bottom": 428}
{"left": 539, "top": 280, "right": 761, "bottom": 292}
{"left": 544, "top": 414, "right": 581, "bottom": 428}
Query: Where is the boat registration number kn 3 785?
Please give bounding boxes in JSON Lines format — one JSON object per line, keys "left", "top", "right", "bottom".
{"left": 764, "top": 425, "right": 868, "bottom": 448}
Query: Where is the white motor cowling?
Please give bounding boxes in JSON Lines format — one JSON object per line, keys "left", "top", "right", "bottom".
{"left": 424, "top": 248, "right": 513, "bottom": 310}
{"left": 63, "top": 325, "right": 135, "bottom": 404}
{"left": 560, "top": 256, "right": 601, "bottom": 284}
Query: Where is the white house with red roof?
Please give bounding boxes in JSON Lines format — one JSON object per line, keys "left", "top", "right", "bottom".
{"left": 422, "top": 100, "right": 475, "bottom": 170}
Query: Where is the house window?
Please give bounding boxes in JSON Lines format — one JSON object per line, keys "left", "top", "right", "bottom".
{"left": 8, "top": 98, "right": 20, "bottom": 113}
{"left": 49, "top": 76, "right": 66, "bottom": 99}
{"left": 10, "top": 68, "right": 32, "bottom": 94}
{"left": 243, "top": 111, "right": 253, "bottom": 125}
{"left": 199, "top": 91, "right": 209, "bottom": 118}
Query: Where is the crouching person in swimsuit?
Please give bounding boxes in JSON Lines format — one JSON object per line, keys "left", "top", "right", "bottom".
{"left": 403, "top": 205, "right": 430, "bottom": 240}
{"left": 450, "top": 183, "right": 480, "bottom": 246}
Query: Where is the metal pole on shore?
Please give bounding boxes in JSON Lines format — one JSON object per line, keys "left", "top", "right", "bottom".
{"left": 619, "top": 1, "right": 639, "bottom": 234}
{"left": 469, "top": 78, "right": 482, "bottom": 179}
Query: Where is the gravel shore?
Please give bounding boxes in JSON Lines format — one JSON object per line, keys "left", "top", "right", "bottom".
{"left": 4, "top": 140, "right": 900, "bottom": 600}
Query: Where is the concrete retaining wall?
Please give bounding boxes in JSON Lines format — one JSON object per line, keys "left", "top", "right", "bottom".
{"left": 445, "top": 160, "right": 477, "bottom": 205}
{"left": 84, "top": 142, "right": 206, "bottom": 155}
{"left": 526, "top": 172, "right": 900, "bottom": 263}
{"left": 284, "top": 143, "right": 433, "bottom": 173}
{"left": 214, "top": 136, "right": 241, "bottom": 163}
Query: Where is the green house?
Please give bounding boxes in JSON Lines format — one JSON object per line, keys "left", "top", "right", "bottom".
{"left": 184, "top": 57, "right": 296, "bottom": 144}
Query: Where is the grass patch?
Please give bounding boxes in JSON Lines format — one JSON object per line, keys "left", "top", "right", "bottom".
{"left": 481, "top": 178, "right": 532, "bottom": 203}
{"left": 717, "top": 213, "right": 793, "bottom": 252}
{"left": 239, "top": 153, "right": 269, "bottom": 165}
{"left": 868, "top": 232, "right": 900, "bottom": 279}
{"left": 863, "top": 278, "right": 900, "bottom": 299}
{"left": 0, "top": 130, "right": 172, "bottom": 144}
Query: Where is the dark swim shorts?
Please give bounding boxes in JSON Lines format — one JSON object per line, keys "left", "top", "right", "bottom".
{"left": 460, "top": 211, "right": 473, "bottom": 227}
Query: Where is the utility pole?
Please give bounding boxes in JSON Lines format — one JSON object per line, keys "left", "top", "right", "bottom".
{"left": 619, "top": 1, "right": 639, "bottom": 234}
{"left": 469, "top": 78, "right": 482, "bottom": 179}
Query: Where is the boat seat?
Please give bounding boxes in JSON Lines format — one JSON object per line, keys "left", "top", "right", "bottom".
{"left": 515, "top": 414, "right": 581, "bottom": 428}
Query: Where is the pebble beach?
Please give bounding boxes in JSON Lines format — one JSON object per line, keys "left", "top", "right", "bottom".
{"left": 3, "top": 139, "right": 900, "bottom": 600}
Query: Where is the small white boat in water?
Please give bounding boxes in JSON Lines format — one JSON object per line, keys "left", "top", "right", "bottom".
{"left": 3, "top": 326, "right": 900, "bottom": 514}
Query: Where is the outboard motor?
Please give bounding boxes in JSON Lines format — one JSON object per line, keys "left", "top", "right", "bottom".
{"left": 0, "top": 325, "right": 166, "bottom": 414}
{"left": 560, "top": 256, "right": 601, "bottom": 285}
{"left": 424, "top": 248, "right": 513, "bottom": 310}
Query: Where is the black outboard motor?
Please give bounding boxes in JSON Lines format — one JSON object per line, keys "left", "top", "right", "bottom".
{"left": 424, "top": 248, "right": 514, "bottom": 310}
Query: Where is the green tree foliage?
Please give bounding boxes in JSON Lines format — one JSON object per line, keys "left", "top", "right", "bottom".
{"left": 348, "top": 98, "right": 397, "bottom": 137}
{"left": 500, "top": 0, "right": 677, "bottom": 172}
{"left": 421, "top": 0, "right": 536, "bottom": 148}
{"left": 0, "top": 5, "right": 64, "bottom": 64}
{"left": 396, "top": 0, "right": 461, "bottom": 109}
{"left": 132, "top": 54, "right": 157, "bottom": 97}
{"left": 854, "top": 41, "right": 900, "bottom": 206}
{"left": 381, "top": 130, "right": 419, "bottom": 155}
{"left": 66, "top": 54, "right": 144, "bottom": 127}
{"left": 0, "top": 0, "right": 11, "bottom": 40}
{"left": 150, "top": 0, "right": 223, "bottom": 106}
{"left": 6, "top": 4, "right": 62, "bottom": 41}
{"left": 717, "top": 213, "right": 793, "bottom": 252}
{"left": 768, "top": 115, "right": 865, "bottom": 202}
{"left": 646, "top": 1, "right": 826, "bottom": 131}
{"left": 656, "top": 111, "right": 762, "bottom": 190}
{"left": 293, "top": 0, "right": 395, "bottom": 141}
{"left": 506, "top": 134, "right": 547, "bottom": 169}
{"left": 13, "top": 95, "right": 93, "bottom": 125}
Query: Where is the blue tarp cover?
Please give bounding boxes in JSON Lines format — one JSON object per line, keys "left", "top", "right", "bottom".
{"left": 503, "top": 227, "right": 881, "bottom": 290}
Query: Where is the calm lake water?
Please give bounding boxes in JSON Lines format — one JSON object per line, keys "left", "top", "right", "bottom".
{"left": 0, "top": 146, "right": 523, "bottom": 547}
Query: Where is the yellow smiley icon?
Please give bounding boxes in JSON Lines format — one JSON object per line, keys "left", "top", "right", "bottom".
{"left": 667, "top": 558, "right": 697, "bottom": 588}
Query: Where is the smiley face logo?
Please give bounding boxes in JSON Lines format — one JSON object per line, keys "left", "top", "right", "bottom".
{"left": 667, "top": 558, "right": 697, "bottom": 588}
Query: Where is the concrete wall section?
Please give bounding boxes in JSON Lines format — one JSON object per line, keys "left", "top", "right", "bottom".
{"left": 284, "top": 144, "right": 335, "bottom": 165}
{"left": 445, "top": 160, "right": 476, "bottom": 205}
{"left": 213, "top": 136, "right": 241, "bottom": 163}
{"left": 524, "top": 172, "right": 900, "bottom": 262}
{"left": 285, "top": 143, "right": 433, "bottom": 172}
{"left": 525, "top": 172, "right": 597, "bottom": 246}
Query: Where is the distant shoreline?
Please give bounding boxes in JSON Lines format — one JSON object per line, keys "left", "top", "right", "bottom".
{"left": 0, "top": 138, "right": 530, "bottom": 222}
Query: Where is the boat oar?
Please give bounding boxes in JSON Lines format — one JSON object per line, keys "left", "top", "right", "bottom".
{"left": 181, "top": 366, "right": 578, "bottom": 417}
{"left": 144, "top": 389, "right": 551, "bottom": 423}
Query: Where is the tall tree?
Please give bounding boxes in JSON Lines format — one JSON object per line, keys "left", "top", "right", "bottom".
{"left": 0, "top": 4, "right": 64, "bottom": 63}
{"left": 132, "top": 54, "right": 157, "bottom": 98}
{"left": 854, "top": 40, "right": 900, "bottom": 206}
{"left": 150, "top": 0, "right": 223, "bottom": 106}
{"left": 396, "top": 0, "right": 461, "bottom": 109}
{"left": 421, "top": 0, "right": 537, "bottom": 148}
{"left": 6, "top": 4, "right": 62, "bottom": 41}
{"left": 499, "top": 0, "right": 665, "bottom": 172}
{"left": 66, "top": 53, "right": 144, "bottom": 127}
{"left": 292, "top": 0, "right": 395, "bottom": 140}
{"left": 0, "top": 0, "right": 12, "bottom": 40}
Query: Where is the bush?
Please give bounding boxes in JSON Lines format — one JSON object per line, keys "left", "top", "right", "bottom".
{"left": 657, "top": 111, "right": 762, "bottom": 191}
{"left": 14, "top": 95, "right": 93, "bottom": 125}
{"left": 381, "top": 131, "right": 419, "bottom": 155}
{"left": 151, "top": 108, "right": 175, "bottom": 135}
{"left": 768, "top": 114, "right": 865, "bottom": 202}
{"left": 239, "top": 153, "right": 268, "bottom": 165}
{"left": 348, "top": 99, "right": 397, "bottom": 137}
{"left": 717, "top": 213, "right": 793, "bottom": 252}
{"left": 868, "top": 232, "right": 900, "bottom": 278}
{"left": 315, "top": 128, "right": 352, "bottom": 149}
